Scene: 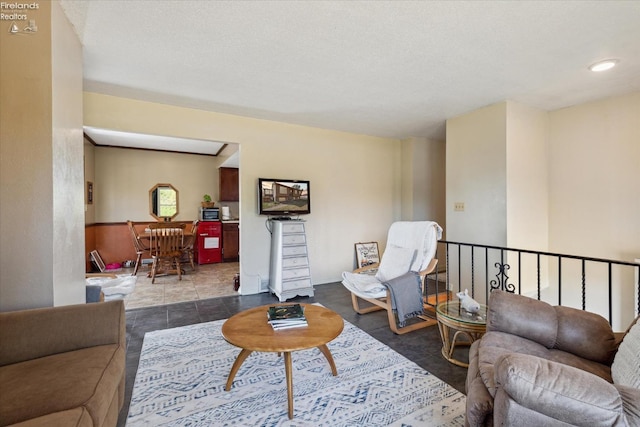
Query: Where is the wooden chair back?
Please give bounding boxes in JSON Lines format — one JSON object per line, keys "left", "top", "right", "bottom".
{"left": 127, "top": 220, "right": 148, "bottom": 252}
{"left": 148, "top": 223, "right": 186, "bottom": 258}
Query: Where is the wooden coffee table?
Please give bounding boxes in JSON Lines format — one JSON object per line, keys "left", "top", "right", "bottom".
{"left": 221, "top": 303, "right": 344, "bottom": 419}
{"left": 436, "top": 300, "right": 487, "bottom": 367}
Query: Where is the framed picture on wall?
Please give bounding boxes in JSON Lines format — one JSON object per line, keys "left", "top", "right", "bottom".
{"left": 354, "top": 242, "right": 380, "bottom": 269}
{"left": 87, "top": 181, "right": 93, "bottom": 204}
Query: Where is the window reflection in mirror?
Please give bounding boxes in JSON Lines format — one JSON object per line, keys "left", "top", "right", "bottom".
{"left": 149, "top": 183, "right": 179, "bottom": 220}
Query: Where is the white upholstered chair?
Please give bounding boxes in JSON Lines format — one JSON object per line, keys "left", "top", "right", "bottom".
{"left": 341, "top": 221, "right": 447, "bottom": 334}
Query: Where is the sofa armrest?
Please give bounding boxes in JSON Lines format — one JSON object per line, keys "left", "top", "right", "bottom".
{"left": 494, "top": 353, "right": 628, "bottom": 426}
{"left": 0, "top": 300, "right": 125, "bottom": 366}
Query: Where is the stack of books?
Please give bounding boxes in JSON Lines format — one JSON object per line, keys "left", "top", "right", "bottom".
{"left": 267, "top": 304, "right": 308, "bottom": 330}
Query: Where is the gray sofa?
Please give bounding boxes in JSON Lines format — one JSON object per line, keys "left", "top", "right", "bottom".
{"left": 0, "top": 300, "right": 125, "bottom": 427}
{"left": 466, "top": 290, "right": 640, "bottom": 426}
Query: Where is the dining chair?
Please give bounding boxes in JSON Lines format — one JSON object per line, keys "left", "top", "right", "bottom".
{"left": 148, "top": 222, "right": 186, "bottom": 284}
{"left": 127, "top": 220, "right": 150, "bottom": 276}
{"left": 180, "top": 220, "right": 199, "bottom": 270}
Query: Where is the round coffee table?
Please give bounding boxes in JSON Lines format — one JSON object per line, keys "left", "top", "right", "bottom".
{"left": 221, "top": 303, "right": 344, "bottom": 419}
{"left": 436, "top": 300, "right": 487, "bottom": 367}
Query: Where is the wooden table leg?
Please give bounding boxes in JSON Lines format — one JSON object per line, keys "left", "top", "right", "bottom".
{"left": 317, "top": 344, "right": 338, "bottom": 376}
{"left": 437, "top": 320, "right": 453, "bottom": 360}
{"left": 284, "top": 351, "right": 294, "bottom": 419}
{"left": 225, "top": 348, "right": 252, "bottom": 391}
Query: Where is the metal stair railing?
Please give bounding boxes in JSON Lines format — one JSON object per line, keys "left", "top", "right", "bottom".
{"left": 428, "top": 240, "right": 639, "bottom": 330}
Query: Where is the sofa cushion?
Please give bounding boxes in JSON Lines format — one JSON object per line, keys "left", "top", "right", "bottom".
{"left": 615, "top": 384, "right": 640, "bottom": 424}
{"left": 611, "top": 317, "right": 640, "bottom": 389}
{"left": 8, "top": 407, "right": 93, "bottom": 427}
{"left": 494, "top": 353, "right": 627, "bottom": 426}
{"left": 477, "top": 330, "right": 613, "bottom": 398}
{"left": 554, "top": 305, "right": 617, "bottom": 364}
{"left": 487, "top": 290, "right": 558, "bottom": 348}
{"left": 0, "top": 344, "right": 124, "bottom": 427}
{"left": 478, "top": 331, "right": 551, "bottom": 397}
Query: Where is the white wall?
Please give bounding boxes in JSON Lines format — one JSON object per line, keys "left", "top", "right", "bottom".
{"left": 84, "top": 92, "right": 401, "bottom": 294}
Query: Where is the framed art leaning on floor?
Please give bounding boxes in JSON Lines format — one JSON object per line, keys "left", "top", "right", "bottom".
{"left": 354, "top": 242, "right": 379, "bottom": 269}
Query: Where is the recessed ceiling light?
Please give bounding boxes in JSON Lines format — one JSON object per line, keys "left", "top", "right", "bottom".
{"left": 589, "top": 59, "right": 618, "bottom": 72}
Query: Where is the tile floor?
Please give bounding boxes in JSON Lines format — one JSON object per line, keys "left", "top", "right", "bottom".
{"left": 124, "top": 262, "right": 239, "bottom": 309}
{"left": 118, "top": 282, "right": 469, "bottom": 426}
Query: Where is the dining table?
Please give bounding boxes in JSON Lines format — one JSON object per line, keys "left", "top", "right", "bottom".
{"left": 137, "top": 227, "right": 194, "bottom": 277}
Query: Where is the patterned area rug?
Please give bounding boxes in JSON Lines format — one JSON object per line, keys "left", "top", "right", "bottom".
{"left": 127, "top": 317, "right": 466, "bottom": 426}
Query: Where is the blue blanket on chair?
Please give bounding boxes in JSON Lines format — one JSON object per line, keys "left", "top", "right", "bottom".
{"left": 383, "top": 271, "right": 424, "bottom": 327}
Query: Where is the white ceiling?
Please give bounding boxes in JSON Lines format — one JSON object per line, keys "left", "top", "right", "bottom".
{"left": 61, "top": 0, "right": 640, "bottom": 146}
{"left": 83, "top": 127, "right": 227, "bottom": 156}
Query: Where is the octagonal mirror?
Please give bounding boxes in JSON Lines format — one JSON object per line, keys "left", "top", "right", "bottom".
{"left": 149, "top": 183, "right": 179, "bottom": 221}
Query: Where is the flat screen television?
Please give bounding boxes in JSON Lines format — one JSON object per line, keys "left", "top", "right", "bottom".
{"left": 258, "top": 178, "right": 310, "bottom": 216}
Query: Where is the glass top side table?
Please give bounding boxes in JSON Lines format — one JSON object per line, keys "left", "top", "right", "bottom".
{"left": 436, "top": 301, "right": 488, "bottom": 367}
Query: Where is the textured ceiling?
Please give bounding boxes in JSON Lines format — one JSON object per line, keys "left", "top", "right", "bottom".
{"left": 61, "top": 1, "right": 640, "bottom": 141}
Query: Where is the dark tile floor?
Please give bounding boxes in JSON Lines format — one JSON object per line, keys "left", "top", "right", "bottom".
{"left": 118, "top": 282, "right": 469, "bottom": 426}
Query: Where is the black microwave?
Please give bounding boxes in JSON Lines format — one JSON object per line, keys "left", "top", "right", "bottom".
{"left": 200, "top": 207, "right": 220, "bottom": 221}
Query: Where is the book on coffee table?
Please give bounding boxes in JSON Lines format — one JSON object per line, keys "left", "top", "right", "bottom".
{"left": 267, "top": 304, "right": 308, "bottom": 330}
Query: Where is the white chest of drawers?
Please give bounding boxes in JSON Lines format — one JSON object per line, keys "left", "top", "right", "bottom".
{"left": 269, "top": 220, "right": 314, "bottom": 302}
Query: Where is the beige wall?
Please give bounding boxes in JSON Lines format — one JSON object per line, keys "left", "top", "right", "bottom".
{"left": 84, "top": 93, "right": 402, "bottom": 293}
{"left": 51, "top": 1, "right": 85, "bottom": 306}
{"left": 446, "top": 93, "right": 639, "bottom": 327}
{"left": 93, "top": 147, "right": 220, "bottom": 223}
{"left": 400, "top": 137, "right": 446, "bottom": 230}
{"left": 446, "top": 102, "right": 508, "bottom": 246}
{"left": 548, "top": 93, "right": 639, "bottom": 260}
{"left": 548, "top": 92, "right": 640, "bottom": 327}
{"left": 84, "top": 139, "right": 96, "bottom": 224}
{"left": 0, "top": 1, "right": 85, "bottom": 311}
{"left": 505, "top": 102, "right": 549, "bottom": 251}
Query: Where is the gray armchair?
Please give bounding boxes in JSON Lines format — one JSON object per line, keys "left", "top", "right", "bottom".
{"left": 465, "top": 290, "right": 640, "bottom": 426}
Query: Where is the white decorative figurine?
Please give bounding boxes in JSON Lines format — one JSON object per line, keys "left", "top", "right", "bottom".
{"left": 457, "top": 289, "right": 481, "bottom": 313}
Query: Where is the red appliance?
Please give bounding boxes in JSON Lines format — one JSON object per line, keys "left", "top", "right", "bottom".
{"left": 197, "top": 221, "right": 222, "bottom": 264}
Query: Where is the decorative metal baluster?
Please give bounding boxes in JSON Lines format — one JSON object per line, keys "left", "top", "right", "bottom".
{"left": 581, "top": 260, "right": 586, "bottom": 310}
{"left": 637, "top": 265, "right": 640, "bottom": 317}
{"left": 518, "top": 251, "right": 522, "bottom": 295}
{"left": 489, "top": 249, "right": 515, "bottom": 293}
{"left": 558, "top": 256, "right": 562, "bottom": 306}
{"left": 485, "top": 247, "right": 489, "bottom": 301}
{"left": 457, "top": 244, "right": 462, "bottom": 294}
{"left": 537, "top": 253, "right": 541, "bottom": 300}
{"left": 608, "top": 263, "right": 613, "bottom": 325}
{"left": 445, "top": 242, "right": 450, "bottom": 294}
{"left": 471, "top": 245, "right": 475, "bottom": 297}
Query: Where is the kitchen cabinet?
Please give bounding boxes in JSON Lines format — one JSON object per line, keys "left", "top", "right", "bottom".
{"left": 222, "top": 222, "right": 239, "bottom": 262}
{"left": 219, "top": 167, "right": 239, "bottom": 201}
{"left": 269, "top": 220, "right": 314, "bottom": 302}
